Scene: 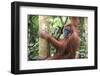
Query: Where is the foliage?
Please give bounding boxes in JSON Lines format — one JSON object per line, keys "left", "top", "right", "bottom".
{"left": 79, "top": 17, "right": 88, "bottom": 58}
{"left": 28, "top": 15, "right": 39, "bottom": 60}
{"left": 28, "top": 15, "right": 88, "bottom": 60}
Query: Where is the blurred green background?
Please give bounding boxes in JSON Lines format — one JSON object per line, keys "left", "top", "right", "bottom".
{"left": 28, "top": 15, "right": 88, "bottom": 60}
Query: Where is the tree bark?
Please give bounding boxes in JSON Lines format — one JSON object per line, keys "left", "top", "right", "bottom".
{"left": 38, "top": 16, "right": 50, "bottom": 59}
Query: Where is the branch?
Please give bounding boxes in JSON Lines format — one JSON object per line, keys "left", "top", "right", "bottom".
{"left": 57, "top": 17, "right": 68, "bottom": 39}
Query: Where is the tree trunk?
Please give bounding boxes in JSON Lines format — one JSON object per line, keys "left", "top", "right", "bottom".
{"left": 38, "top": 16, "right": 49, "bottom": 59}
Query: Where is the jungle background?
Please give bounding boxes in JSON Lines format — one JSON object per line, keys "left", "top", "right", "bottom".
{"left": 28, "top": 15, "right": 88, "bottom": 60}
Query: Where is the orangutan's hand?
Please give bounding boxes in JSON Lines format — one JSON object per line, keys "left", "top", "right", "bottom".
{"left": 39, "top": 30, "right": 50, "bottom": 39}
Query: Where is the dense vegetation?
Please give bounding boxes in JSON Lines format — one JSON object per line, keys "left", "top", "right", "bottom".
{"left": 28, "top": 15, "right": 88, "bottom": 60}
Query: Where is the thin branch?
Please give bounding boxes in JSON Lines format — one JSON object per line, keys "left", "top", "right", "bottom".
{"left": 57, "top": 17, "right": 68, "bottom": 39}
